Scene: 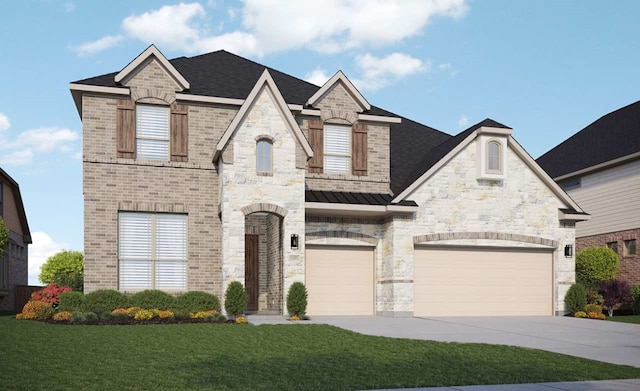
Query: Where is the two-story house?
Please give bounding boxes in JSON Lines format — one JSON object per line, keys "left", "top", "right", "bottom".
{"left": 70, "top": 45, "right": 587, "bottom": 317}
{"left": 0, "top": 167, "right": 31, "bottom": 311}
{"left": 538, "top": 100, "right": 640, "bottom": 285}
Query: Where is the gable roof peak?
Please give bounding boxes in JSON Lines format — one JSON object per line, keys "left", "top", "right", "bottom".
{"left": 114, "top": 44, "right": 190, "bottom": 90}
{"left": 306, "top": 70, "right": 371, "bottom": 112}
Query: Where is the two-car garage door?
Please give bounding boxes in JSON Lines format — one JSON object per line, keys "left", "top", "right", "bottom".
{"left": 414, "top": 247, "right": 553, "bottom": 316}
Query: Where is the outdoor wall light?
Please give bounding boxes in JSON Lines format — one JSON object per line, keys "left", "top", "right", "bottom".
{"left": 564, "top": 244, "right": 573, "bottom": 257}
{"left": 291, "top": 234, "right": 299, "bottom": 249}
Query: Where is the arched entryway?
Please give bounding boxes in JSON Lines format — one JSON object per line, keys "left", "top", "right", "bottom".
{"left": 241, "top": 203, "right": 286, "bottom": 314}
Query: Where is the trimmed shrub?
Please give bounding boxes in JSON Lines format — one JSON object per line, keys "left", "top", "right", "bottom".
{"left": 174, "top": 291, "right": 221, "bottom": 312}
{"left": 85, "top": 290, "right": 130, "bottom": 314}
{"left": 576, "top": 247, "right": 619, "bottom": 284}
{"left": 564, "top": 283, "right": 586, "bottom": 315}
{"left": 52, "top": 311, "right": 72, "bottom": 322}
{"left": 134, "top": 309, "right": 157, "bottom": 321}
{"left": 224, "top": 281, "right": 247, "bottom": 317}
{"left": 70, "top": 312, "right": 98, "bottom": 324}
{"left": 574, "top": 311, "right": 587, "bottom": 318}
{"left": 631, "top": 285, "right": 640, "bottom": 315}
{"left": 58, "top": 291, "right": 87, "bottom": 312}
{"left": 586, "top": 287, "right": 604, "bottom": 305}
{"left": 130, "top": 290, "right": 176, "bottom": 310}
{"left": 39, "top": 250, "right": 84, "bottom": 292}
{"left": 21, "top": 301, "right": 54, "bottom": 320}
{"left": 286, "top": 282, "right": 308, "bottom": 316}
{"left": 598, "top": 279, "right": 632, "bottom": 317}
{"left": 584, "top": 303, "right": 602, "bottom": 315}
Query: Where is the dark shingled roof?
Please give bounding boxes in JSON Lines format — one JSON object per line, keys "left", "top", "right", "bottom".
{"left": 74, "top": 49, "right": 512, "bottom": 203}
{"left": 537, "top": 100, "right": 640, "bottom": 178}
{"left": 306, "top": 190, "right": 417, "bottom": 207}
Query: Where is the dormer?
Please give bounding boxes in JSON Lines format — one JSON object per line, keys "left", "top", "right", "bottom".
{"left": 476, "top": 125, "right": 512, "bottom": 181}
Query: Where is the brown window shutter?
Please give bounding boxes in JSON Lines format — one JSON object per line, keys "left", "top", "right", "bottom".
{"left": 352, "top": 123, "right": 368, "bottom": 176}
{"left": 170, "top": 103, "right": 188, "bottom": 162}
{"left": 116, "top": 99, "right": 135, "bottom": 159}
{"left": 308, "top": 119, "right": 324, "bottom": 173}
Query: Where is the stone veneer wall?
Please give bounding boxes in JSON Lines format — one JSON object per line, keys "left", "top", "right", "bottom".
{"left": 219, "top": 86, "right": 306, "bottom": 314}
{"left": 577, "top": 228, "right": 640, "bottom": 285}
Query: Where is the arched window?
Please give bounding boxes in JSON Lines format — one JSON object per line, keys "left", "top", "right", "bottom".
{"left": 487, "top": 140, "right": 502, "bottom": 173}
{"left": 256, "top": 138, "right": 272, "bottom": 174}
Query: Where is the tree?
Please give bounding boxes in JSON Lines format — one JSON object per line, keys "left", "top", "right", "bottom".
{"left": 0, "top": 217, "right": 8, "bottom": 259}
{"left": 39, "top": 250, "right": 84, "bottom": 292}
{"left": 575, "top": 247, "right": 619, "bottom": 284}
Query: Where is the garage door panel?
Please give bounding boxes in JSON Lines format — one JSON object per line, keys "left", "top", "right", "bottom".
{"left": 306, "top": 246, "right": 374, "bottom": 316}
{"left": 414, "top": 248, "right": 552, "bottom": 316}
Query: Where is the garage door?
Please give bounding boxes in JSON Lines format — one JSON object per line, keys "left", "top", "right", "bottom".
{"left": 306, "top": 246, "right": 374, "bottom": 315}
{"left": 414, "top": 247, "right": 553, "bottom": 316}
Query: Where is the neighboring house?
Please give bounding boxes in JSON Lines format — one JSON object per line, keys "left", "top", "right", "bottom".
{"left": 70, "top": 45, "right": 588, "bottom": 317}
{"left": 537, "top": 100, "right": 640, "bottom": 285}
{"left": 0, "top": 167, "right": 31, "bottom": 311}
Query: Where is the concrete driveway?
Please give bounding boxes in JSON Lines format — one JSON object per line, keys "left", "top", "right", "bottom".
{"left": 311, "top": 316, "right": 640, "bottom": 367}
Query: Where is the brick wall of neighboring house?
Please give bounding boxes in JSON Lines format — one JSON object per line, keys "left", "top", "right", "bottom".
{"left": 576, "top": 228, "right": 640, "bottom": 285}
{"left": 0, "top": 231, "right": 28, "bottom": 311}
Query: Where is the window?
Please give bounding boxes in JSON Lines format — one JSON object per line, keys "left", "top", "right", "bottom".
{"left": 487, "top": 140, "right": 502, "bottom": 173}
{"left": 0, "top": 253, "right": 7, "bottom": 291}
{"left": 256, "top": 139, "right": 272, "bottom": 174}
{"left": 324, "top": 124, "right": 351, "bottom": 173}
{"left": 136, "top": 104, "right": 170, "bottom": 160}
{"left": 624, "top": 239, "right": 637, "bottom": 256}
{"left": 607, "top": 241, "right": 618, "bottom": 254}
{"left": 119, "top": 212, "right": 187, "bottom": 291}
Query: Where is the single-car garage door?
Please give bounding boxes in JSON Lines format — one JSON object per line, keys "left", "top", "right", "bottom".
{"left": 414, "top": 247, "right": 553, "bottom": 316}
{"left": 306, "top": 246, "right": 374, "bottom": 315}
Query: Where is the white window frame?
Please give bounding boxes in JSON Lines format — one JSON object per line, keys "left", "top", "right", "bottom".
{"left": 323, "top": 123, "right": 351, "bottom": 174}
{"left": 256, "top": 138, "right": 273, "bottom": 175}
{"left": 477, "top": 135, "right": 507, "bottom": 180}
{"left": 487, "top": 140, "right": 502, "bottom": 174}
{"left": 136, "top": 104, "right": 170, "bottom": 160}
{"left": 118, "top": 212, "right": 187, "bottom": 292}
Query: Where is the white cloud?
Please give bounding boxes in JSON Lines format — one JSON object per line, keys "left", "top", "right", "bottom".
{"left": 74, "top": 0, "right": 468, "bottom": 57}
{"left": 439, "top": 63, "right": 459, "bottom": 77}
{"left": 28, "top": 232, "right": 68, "bottom": 286}
{"left": 72, "top": 35, "right": 124, "bottom": 57}
{"left": 0, "top": 113, "right": 10, "bottom": 131}
{"left": 0, "top": 149, "right": 33, "bottom": 166}
{"left": 64, "top": 2, "right": 75, "bottom": 13}
{"left": 0, "top": 127, "right": 79, "bottom": 165}
{"left": 353, "top": 53, "right": 429, "bottom": 91}
{"left": 458, "top": 115, "right": 469, "bottom": 129}
{"left": 304, "top": 68, "right": 331, "bottom": 86}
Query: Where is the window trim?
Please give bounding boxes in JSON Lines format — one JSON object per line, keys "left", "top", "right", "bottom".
{"left": 623, "top": 239, "right": 636, "bottom": 257}
{"left": 486, "top": 140, "right": 502, "bottom": 174}
{"left": 118, "top": 212, "right": 187, "bottom": 292}
{"left": 476, "top": 135, "right": 507, "bottom": 180}
{"left": 135, "top": 104, "right": 170, "bottom": 161}
{"left": 323, "top": 123, "right": 351, "bottom": 174}
{"left": 256, "top": 137, "right": 273, "bottom": 175}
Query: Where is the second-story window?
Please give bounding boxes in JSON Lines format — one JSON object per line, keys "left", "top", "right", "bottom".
{"left": 256, "top": 139, "right": 272, "bottom": 174}
{"left": 136, "top": 104, "right": 170, "bottom": 160}
{"left": 487, "top": 140, "right": 502, "bottom": 173}
{"left": 324, "top": 124, "right": 351, "bottom": 174}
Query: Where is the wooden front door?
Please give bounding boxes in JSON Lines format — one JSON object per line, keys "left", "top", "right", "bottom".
{"left": 244, "top": 234, "right": 259, "bottom": 312}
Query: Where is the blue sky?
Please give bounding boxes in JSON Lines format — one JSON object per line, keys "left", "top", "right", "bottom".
{"left": 1, "top": 1, "right": 639, "bottom": 284}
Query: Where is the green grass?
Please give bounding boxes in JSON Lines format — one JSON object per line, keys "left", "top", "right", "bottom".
{"left": 1, "top": 314, "right": 640, "bottom": 390}
{"left": 607, "top": 314, "right": 640, "bottom": 324}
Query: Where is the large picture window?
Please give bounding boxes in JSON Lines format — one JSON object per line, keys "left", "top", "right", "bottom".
{"left": 119, "top": 212, "right": 187, "bottom": 291}
{"left": 136, "top": 104, "right": 170, "bottom": 160}
{"left": 324, "top": 124, "right": 351, "bottom": 173}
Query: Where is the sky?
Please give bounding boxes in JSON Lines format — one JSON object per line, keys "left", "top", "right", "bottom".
{"left": 1, "top": 1, "right": 639, "bottom": 285}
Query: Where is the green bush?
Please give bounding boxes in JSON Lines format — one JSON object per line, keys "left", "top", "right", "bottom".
{"left": 58, "top": 291, "right": 87, "bottom": 312}
{"left": 631, "top": 285, "right": 640, "bottom": 315}
{"left": 130, "top": 290, "right": 176, "bottom": 310}
{"left": 39, "top": 250, "right": 84, "bottom": 292}
{"left": 564, "top": 283, "right": 586, "bottom": 315}
{"left": 85, "top": 290, "right": 130, "bottom": 314}
{"left": 584, "top": 303, "right": 602, "bottom": 314}
{"left": 224, "top": 281, "right": 247, "bottom": 317}
{"left": 174, "top": 291, "right": 221, "bottom": 312}
{"left": 286, "top": 282, "right": 308, "bottom": 316}
{"left": 575, "top": 247, "right": 619, "bottom": 284}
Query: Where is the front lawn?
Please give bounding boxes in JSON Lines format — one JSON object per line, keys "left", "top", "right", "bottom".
{"left": 606, "top": 315, "right": 640, "bottom": 324}
{"left": 1, "top": 314, "right": 640, "bottom": 390}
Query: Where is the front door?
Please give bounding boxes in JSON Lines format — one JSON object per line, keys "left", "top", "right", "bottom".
{"left": 244, "top": 234, "right": 259, "bottom": 312}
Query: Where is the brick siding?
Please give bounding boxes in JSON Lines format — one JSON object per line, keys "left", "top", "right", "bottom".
{"left": 576, "top": 228, "right": 640, "bottom": 285}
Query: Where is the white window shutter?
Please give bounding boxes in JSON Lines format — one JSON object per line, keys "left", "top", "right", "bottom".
{"left": 136, "top": 105, "right": 169, "bottom": 160}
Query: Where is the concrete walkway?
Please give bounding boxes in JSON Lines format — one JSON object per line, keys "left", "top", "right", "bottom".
{"left": 247, "top": 315, "right": 640, "bottom": 391}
